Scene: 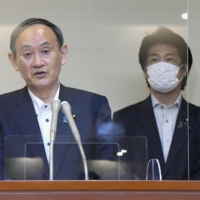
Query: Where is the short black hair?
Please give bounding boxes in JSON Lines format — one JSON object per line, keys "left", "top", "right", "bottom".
{"left": 10, "top": 18, "right": 64, "bottom": 57}
{"left": 138, "top": 26, "right": 193, "bottom": 90}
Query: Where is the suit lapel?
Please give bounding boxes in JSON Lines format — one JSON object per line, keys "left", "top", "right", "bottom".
{"left": 53, "top": 84, "right": 80, "bottom": 179}
{"left": 9, "top": 85, "right": 88, "bottom": 179}
{"left": 137, "top": 96, "right": 165, "bottom": 171}
{"left": 10, "top": 87, "right": 49, "bottom": 179}
{"left": 163, "top": 98, "right": 193, "bottom": 177}
{"left": 11, "top": 87, "right": 41, "bottom": 137}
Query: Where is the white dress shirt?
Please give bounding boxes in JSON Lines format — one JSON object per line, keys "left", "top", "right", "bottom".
{"left": 28, "top": 84, "right": 60, "bottom": 163}
{"left": 151, "top": 93, "right": 182, "bottom": 162}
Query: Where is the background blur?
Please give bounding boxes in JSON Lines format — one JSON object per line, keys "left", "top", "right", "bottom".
{"left": 0, "top": 0, "right": 199, "bottom": 114}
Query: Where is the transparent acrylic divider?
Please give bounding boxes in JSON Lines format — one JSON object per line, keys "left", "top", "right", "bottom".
{"left": 146, "top": 159, "right": 162, "bottom": 180}
{"left": 5, "top": 135, "right": 147, "bottom": 180}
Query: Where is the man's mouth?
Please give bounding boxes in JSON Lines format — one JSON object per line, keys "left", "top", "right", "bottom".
{"left": 34, "top": 71, "right": 46, "bottom": 77}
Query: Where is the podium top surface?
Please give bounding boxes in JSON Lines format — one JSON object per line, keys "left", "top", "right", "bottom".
{"left": 0, "top": 181, "right": 199, "bottom": 191}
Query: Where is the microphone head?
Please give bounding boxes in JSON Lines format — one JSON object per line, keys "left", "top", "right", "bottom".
{"left": 61, "top": 101, "right": 71, "bottom": 113}
{"left": 61, "top": 101, "right": 81, "bottom": 142}
{"left": 51, "top": 99, "right": 61, "bottom": 132}
{"left": 52, "top": 99, "right": 61, "bottom": 111}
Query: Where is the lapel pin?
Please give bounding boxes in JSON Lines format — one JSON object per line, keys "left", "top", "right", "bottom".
{"left": 72, "top": 114, "right": 76, "bottom": 119}
{"left": 185, "top": 118, "right": 191, "bottom": 130}
{"left": 63, "top": 115, "right": 67, "bottom": 123}
{"left": 177, "top": 121, "right": 183, "bottom": 129}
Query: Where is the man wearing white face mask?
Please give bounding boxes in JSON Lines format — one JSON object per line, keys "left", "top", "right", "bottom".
{"left": 146, "top": 62, "right": 184, "bottom": 93}
{"left": 114, "top": 27, "right": 200, "bottom": 180}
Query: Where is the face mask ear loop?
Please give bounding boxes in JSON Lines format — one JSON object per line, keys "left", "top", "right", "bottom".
{"left": 178, "top": 76, "right": 184, "bottom": 82}
{"left": 179, "top": 64, "right": 184, "bottom": 69}
{"left": 177, "top": 64, "right": 185, "bottom": 82}
{"left": 176, "top": 64, "right": 184, "bottom": 76}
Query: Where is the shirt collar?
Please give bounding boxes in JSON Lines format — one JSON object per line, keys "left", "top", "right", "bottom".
{"left": 151, "top": 93, "right": 182, "bottom": 108}
{"left": 28, "top": 83, "right": 60, "bottom": 110}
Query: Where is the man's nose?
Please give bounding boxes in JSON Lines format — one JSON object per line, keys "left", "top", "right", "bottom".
{"left": 32, "top": 53, "right": 44, "bottom": 67}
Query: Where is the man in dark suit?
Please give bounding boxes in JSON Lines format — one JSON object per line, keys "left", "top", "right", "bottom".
{"left": 0, "top": 18, "right": 118, "bottom": 180}
{"left": 114, "top": 27, "right": 200, "bottom": 180}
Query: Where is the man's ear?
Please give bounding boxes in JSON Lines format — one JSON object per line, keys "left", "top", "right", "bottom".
{"left": 60, "top": 45, "right": 68, "bottom": 65}
{"left": 143, "top": 67, "right": 148, "bottom": 78}
{"left": 8, "top": 53, "right": 19, "bottom": 71}
{"left": 182, "top": 63, "right": 188, "bottom": 77}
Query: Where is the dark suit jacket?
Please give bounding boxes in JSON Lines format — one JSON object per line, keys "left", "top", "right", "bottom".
{"left": 0, "top": 84, "right": 116, "bottom": 180}
{"left": 113, "top": 95, "right": 200, "bottom": 180}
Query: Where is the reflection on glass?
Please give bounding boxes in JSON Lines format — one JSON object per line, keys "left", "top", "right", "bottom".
{"left": 5, "top": 135, "right": 121, "bottom": 180}
{"left": 5, "top": 135, "right": 148, "bottom": 180}
{"left": 146, "top": 159, "right": 162, "bottom": 180}
{"left": 113, "top": 22, "right": 191, "bottom": 180}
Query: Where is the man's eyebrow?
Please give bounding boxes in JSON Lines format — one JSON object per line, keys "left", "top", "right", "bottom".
{"left": 148, "top": 53, "right": 176, "bottom": 57}
{"left": 20, "top": 42, "right": 52, "bottom": 51}
{"left": 20, "top": 45, "right": 31, "bottom": 51}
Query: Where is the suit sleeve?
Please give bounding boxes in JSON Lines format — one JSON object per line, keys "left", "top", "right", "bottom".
{"left": 93, "top": 99, "right": 135, "bottom": 180}
{"left": 189, "top": 107, "right": 200, "bottom": 180}
{"left": 113, "top": 110, "right": 145, "bottom": 180}
{"left": 94, "top": 96, "right": 116, "bottom": 159}
{"left": 0, "top": 94, "right": 4, "bottom": 179}
{"left": 89, "top": 96, "right": 120, "bottom": 179}
{"left": 113, "top": 111, "right": 127, "bottom": 136}
{"left": 95, "top": 96, "right": 113, "bottom": 130}
{"left": 0, "top": 116, "right": 4, "bottom": 179}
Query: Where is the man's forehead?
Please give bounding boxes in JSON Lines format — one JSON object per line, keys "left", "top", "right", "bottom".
{"left": 16, "top": 24, "right": 56, "bottom": 41}
{"left": 14, "top": 24, "right": 58, "bottom": 48}
{"left": 148, "top": 44, "right": 179, "bottom": 56}
{"left": 20, "top": 24, "right": 53, "bottom": 34}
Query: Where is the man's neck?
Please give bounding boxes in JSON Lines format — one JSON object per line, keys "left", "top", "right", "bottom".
{"left": 28, "top": 84, "right": 59, "bottom": 104}
{"left": 151, "top": 85, "right": 181, "bottom": 106}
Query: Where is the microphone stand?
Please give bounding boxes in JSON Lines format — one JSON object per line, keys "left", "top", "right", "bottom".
{"left": 49, "top": 130, "right": 56, "bottom": 181}
{"left": 49, "top": 99, "right": 61, "bottom": 181}
{"left": 61, "top": 101, "right": 89, "bottom": 180}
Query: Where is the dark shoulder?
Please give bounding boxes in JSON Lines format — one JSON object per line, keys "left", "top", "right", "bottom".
{"left": 188, "top": 101, "right": 200, "bottom": 109}
{"left": 0, "top": 88, "right": 25, "bottom": 103}
{"left": 62, "top": 86, "right": 111, "bottom": 116}
{"left": 114, "top": 100, "right": 144, "bottom": 116}
{"left": 63, "top": 86, "right": 104, "bottom": 99}
{"left": 188, "top": 101, "right": 200, "bottom": 116}
{"left": 61, "top": 86, "right": 109, "bottom": 108}
{"left": 63, "top": 86, "right": 107, "bottom": 101}
{"left": 0, "top": 88, "right": 28, "bottom": 113}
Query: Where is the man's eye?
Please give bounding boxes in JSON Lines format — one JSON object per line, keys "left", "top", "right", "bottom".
{"left": 24, "top": 53, "right": 32, "bottom": 58}
{"left": 151, "top": 58, "right": 159, "bottom": 63}
{"left": 166, "top": 58, "right": 173, "bottom": 62}
{"left": 42, "top": 50, "right": 50, "bottom": 55}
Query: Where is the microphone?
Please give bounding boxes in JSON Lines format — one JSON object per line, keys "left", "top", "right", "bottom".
{"left": 61, "top": 101, "right": 89, "bottom": 180}
{"left": 61, "top": 101, "right": 81, "bottom": 143}
{"left": 49, "top": 99, "right": 61, "bottom": 180}
{"left": 51, "top": 99, "right": 61, "bottom": 134}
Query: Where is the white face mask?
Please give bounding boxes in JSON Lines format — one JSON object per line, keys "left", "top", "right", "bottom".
{"left": 146, "top": 62, "right": 183, "bottom": 93}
